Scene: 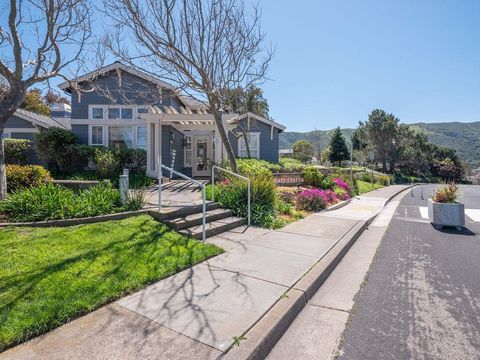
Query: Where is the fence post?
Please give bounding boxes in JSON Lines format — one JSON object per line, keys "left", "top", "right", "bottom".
{"left": 119, "top": 175, "right": 129, "bottom": 203}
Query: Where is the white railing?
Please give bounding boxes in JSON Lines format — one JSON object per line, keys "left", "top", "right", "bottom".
{"left": 211, "top": 165, "right": 251, "bottom": 226}
{"left": 158, "top": 164, "right": 206, "bottom": 241}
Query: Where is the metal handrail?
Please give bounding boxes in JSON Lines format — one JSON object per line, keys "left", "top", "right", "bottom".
{"left": 211, "top": 165, "right": 250, "bottom": 226}
{"left": 158, "top": 164, "right": 206, "bottom": 241}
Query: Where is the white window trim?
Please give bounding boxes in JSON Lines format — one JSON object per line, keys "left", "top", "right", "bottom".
{"left": 89, "top": 125, "right": 105, "bottom": 146}
{"left": 88, "top": 105, "right": 149, "bottom": 121}
{"left": 88, "top": 124, "right": 149, "bottom": 149}
{"left": 135, "top": 125, "right": 148, "bottom": 150}
{"left": 238, "top": 132, "right": 260, "bottom": 159}
{"left": 184, "top": 135, "right": 192, "bottom": 167}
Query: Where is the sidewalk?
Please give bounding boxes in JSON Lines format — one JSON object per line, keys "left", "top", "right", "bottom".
{"left": 0, "top": 185, "right": 409, "bottom": 360}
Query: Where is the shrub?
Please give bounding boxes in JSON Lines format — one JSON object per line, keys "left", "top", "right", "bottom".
{"left": 332, "top": 177, "right": 352, "bottom": 195}
{"left": 276, "top": 199, "right": 293, "bottom": 215}
{"left": 4, "top": 139, "right": 32, "bottom": 164}
{"left": 206, "top": 173, "right": 276, "bottom": 227}
{"left": 321, "top": 176, "right": 335, "bottom": 190}
{"left": 129, "top": 172, "right": 153, "bottom": 189}
{"left": 123, "top": 189, "right": 147, "bottom": 211}
{"left": 276, "top": 187, "right": 298, "bottom": 204}
{"left": 432, "top": 182, "right": 459, "bottom": 203}
{"left": 76, "top": 182, "right": 122, "bottom": 217}
{"left": 360, "top": 172, "right": 375, "bottom": 183}
{"left": 377, "top": 175, "right": 391, "bottom": 186}
{"left": 302, "top": 166, "right": 324, "bottom": 187}
{"left": 334, "top": 187, "right": 350, "bottom": 201}
{"left": 279, "top": 158, "right": 306, "bottom": 172}
{"left": 0, "top": 182, "right": 128, "bottom": 222}
{"left": 0, "top": 183, "right": 77, "bottom": 221}
{"left": 94, "top": 148, "right": 120, "bottom": 179}
{"left": 296, "top": 189, "right": 328, "bottom": 211}
{"left": 6, "top": 164, "right": 52, "bottom": 192}
{"left": 236, "top": 158, "right": 275, "bottom": 178}
{"left": 35, "top": 128, "right": 78, "bottom": 172}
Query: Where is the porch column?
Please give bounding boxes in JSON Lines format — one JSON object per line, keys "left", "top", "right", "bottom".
{"left": 147, "top": 122, "right": 153, "bottom": 173}
{"left": 154, "top": 122, "right": 162, "bottom": 173}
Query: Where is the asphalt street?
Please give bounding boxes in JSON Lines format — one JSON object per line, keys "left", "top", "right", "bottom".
{"left": 338, "top": 185, "right": 480, "bottom": 360}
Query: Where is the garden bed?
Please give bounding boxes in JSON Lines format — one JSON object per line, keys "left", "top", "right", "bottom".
{"left": 0, "top": 215, "right": 223, "bottom": 351}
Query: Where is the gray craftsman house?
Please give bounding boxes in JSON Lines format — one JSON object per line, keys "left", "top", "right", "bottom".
{"left": 59, "top": 62, "right": 285, "bottom": 178}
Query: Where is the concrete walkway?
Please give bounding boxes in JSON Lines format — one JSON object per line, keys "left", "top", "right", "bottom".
{"left": 0, "top": 185, "right": 409, "bottom": 360}
{"left": 144, "top": 180, "right": 208, "bottom": 208}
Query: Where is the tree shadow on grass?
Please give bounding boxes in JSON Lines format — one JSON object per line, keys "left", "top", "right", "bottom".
{"left": 0, "top": 217, "right": 219, "bottom": 351}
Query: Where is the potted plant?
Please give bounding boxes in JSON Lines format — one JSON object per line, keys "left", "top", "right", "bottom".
{"left": 428, "top": 182, "right": 465, "bottom": 231}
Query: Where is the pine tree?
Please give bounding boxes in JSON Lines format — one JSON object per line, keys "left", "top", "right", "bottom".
{"left": 329, "top": 127, "right": 350, "bottom": 166}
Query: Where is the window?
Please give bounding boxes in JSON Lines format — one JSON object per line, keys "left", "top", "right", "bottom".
{"left": 184, "top": 135, "right": 192, "bottom": 167}
{"left": 137, "top": 107, "right": 149, "bottom": 114}
{"left": 108, "top": 108, "right": 120, "bottom": 119}
{"left": 108, "top": 126, "right": 133, "bottom": 148}
{"left": 238, "top": 133, "right": 260, "bottom": 159}
{"left": 91, "top": 126, "right": 104, "bottom": 145}
{"left": 136, "top": 126, "right": 147, "bottom": 150}
{"left": 92, "top": 108, "right": 103, "bottom": 119}
{"left": 121, "top": 108, "right": 133, "bottom": 119}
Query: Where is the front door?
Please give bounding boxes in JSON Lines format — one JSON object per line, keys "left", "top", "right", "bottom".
{"left": 192, "top": 136, "right": 212, "bottom": 177}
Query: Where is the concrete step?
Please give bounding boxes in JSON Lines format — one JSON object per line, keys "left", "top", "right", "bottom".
{"left": 167, "top": 208, "right": 234, "bottom": 230}
{"left": 148, "top": 202, "right": 221, "bottom": 221}
{"left": 179, "top": 216, "right": 247, "bottom": 240}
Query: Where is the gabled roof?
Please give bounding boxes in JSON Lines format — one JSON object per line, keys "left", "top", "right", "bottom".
{"left": 228, "top": 112, "right": 286, "bottom": 131}
{"left": 13, "top": 108, "right": 67, "bottom": 129}
{"left": 58, "top": 61, "right": 203, "bottom": 110}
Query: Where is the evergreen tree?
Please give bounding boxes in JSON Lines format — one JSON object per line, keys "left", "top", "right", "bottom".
{"left": 329, "top": 127, "right": 350, "bottom": 166}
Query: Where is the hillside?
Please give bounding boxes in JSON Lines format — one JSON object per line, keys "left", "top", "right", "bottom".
{"left": 279, "top": 122, "right": 480, "bottom": 168}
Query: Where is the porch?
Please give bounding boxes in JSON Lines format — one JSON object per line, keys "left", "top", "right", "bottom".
{"left": 144, "top": 109, "right": 238, "bottom": 178}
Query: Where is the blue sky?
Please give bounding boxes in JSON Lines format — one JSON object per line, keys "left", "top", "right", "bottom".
{"left": 15, "top": 0, "right": 480, "bottom": 132}
{"left": 259, "top": 0, "right": 480, "bottom": 131}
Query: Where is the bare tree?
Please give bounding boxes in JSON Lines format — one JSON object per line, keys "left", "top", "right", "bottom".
{"left": 0, "top": 0, "right": 92, "bottom": 198}
{"left": 102, "top": 0, "right": 272, "bottom": 171}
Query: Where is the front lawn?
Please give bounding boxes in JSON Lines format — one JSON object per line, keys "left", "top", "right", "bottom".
{"left": 0, "top": 215, "right": 222, "bottom": 351}
{"left": 358, "top": 180, "right": 384, "bottom": 194}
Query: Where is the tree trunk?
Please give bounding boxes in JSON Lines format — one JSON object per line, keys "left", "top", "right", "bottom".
{"left": 211, "top": 107, "right": 238, "bottom": 172}
{"left": 382, "top": 159, "right": 387, "bottom": 173}
{"left": 0, "top": 87, "right": 27, "bottom": 199}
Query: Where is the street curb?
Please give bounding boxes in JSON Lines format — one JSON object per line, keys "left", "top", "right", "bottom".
{"left": 221, "top": 185, "right": 414, "bottom": 360}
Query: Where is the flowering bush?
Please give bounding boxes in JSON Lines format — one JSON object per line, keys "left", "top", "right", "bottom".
{"left": 334, "top": 187, "right": 350, "bottom": 201}
{"left": 324, "top": 189, "right": 338, "bottom": 203}
{"left": 333, "top": 177, "right": 352, "bottom": 195}
{"left": 296, "top": 189, "right": 329, "bottom": 211}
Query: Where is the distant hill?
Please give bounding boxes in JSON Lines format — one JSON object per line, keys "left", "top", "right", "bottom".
{"left": 279, "top": 122, "right": 480, "bottom": 168}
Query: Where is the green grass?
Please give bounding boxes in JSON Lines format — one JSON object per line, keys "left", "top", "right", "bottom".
{"left": 0, "top": 215, "right": 222, "bottom": 351}
{"left": 358, "top": 180, "right": 384, "bottom": 194}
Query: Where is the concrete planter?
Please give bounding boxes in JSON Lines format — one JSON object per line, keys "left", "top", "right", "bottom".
{"left": 428, "top": 199, "right": 465, "bottom": 231}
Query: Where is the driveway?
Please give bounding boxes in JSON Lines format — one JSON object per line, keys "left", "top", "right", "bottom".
{"left": 338, "top": 185, "right": 480, "bottom": 359}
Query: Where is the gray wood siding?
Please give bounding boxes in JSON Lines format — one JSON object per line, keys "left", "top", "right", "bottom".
{"left": 71, "top": 125, "right": 89, "bottom": 144}
{"left": 5, "top": 115, "right": 35, "bottom": 129}
{"left": 228, "top": 118, "right": 280, "bottom": 163}
{"left": 70, "top": 72, "right": 183, "bottom": 119}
